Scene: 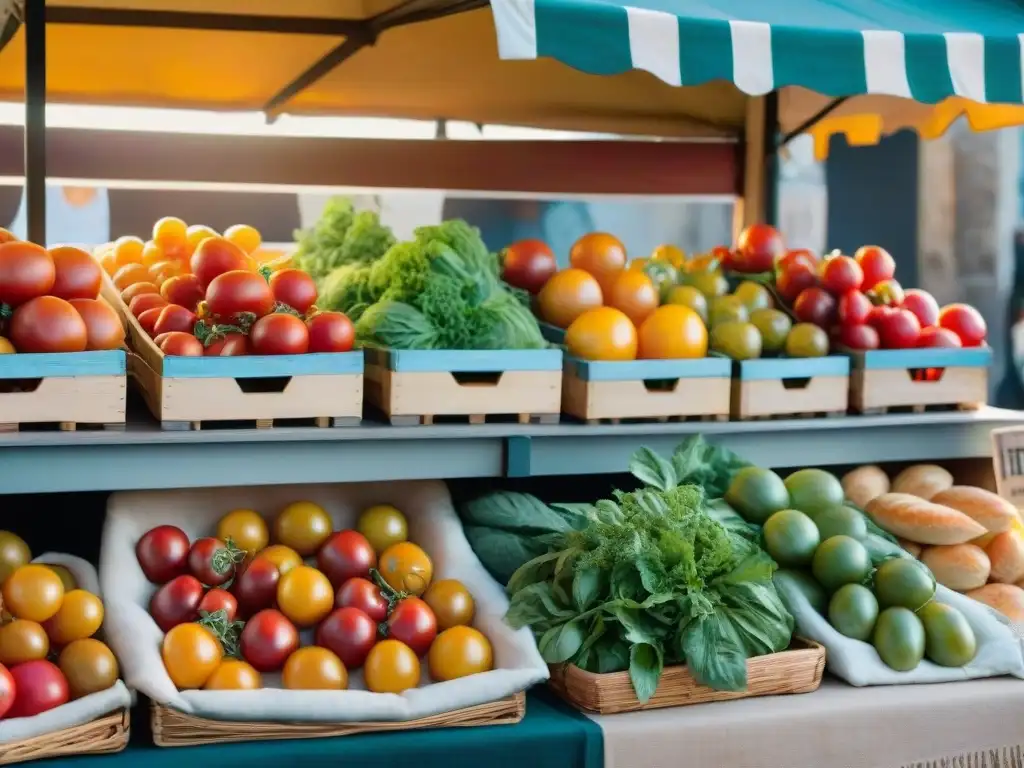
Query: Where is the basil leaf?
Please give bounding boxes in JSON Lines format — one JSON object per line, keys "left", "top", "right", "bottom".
{"left": 629, "top": 642, "right": 664, "bottom": 703}
{"left": 539, "top": 620, "right": 586, "bottom": 664}
{"left": 630, "top": 447, "right": 678, "bottom": 491}
{"left": 507, "top": 550, "right": 562, "bottom": 595}
{"left": 460, "top": 491, "right": 572, "bottom": 534}
{"left": 682, "top": 612, "right": 747, "bottom": 692}
{"left": 572, "top": 567, "right": 603, "bottom": 612}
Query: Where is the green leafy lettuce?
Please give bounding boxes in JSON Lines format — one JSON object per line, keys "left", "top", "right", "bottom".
{"left": 293, "top": 198, "right": 396, "bottom": 284}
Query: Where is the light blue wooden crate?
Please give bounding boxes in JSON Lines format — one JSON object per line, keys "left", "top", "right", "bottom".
{"left": 0, "top": 350, "right": 126, "bottom": 379}
{"left": 160, "top": 350, "right": 364, "bottom": 379}
{"left": 565, "top": 355, "right": 731, "bottom": 382}
{"left": 735, "top": 355, "right": 850, "bottom": 381}
{"left": 365, "top": 347, "right": 563, "bottom": 373}
{"left": 849, "top": 346, "right": 992, "bottom": 370}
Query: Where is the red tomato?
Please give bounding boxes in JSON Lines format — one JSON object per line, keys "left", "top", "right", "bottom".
{"left": 159, "top": 332, "right": 204, "bottom": 356}
{"left": 129, "top": 293, "right": 167, "bottom": 318}
{"left": 317, "top": 531, "right": 377, "bottom": 589}
{"left": 876, "top": 307, "right": 921, "bottom": 349}
{"left": 269, "top": 269, "right": 318, "bottom": 314}
{"left": 776, "top": 249, "right": 817, "bottom": 273}
{"left": 837, "top": 290, "right": 872, "bottom": 326}
{"left": 50, "top": 246, "right": 102, "bottom": 301}
{"left": 161, "top": 274, "right": 204, "bottom": 312}
{"left": 188, "top": 537, "right": 235, "bottom": 587}
{"left": 149, "top": 574, "right": 204, "bottom": 632}
{"left": 138, "top": 306, "right": 164, "bottom": 336}
{"left": 316, "top": 607, "right": 378, "bottom": 669}
{"left": 233, "top": 558, "right": 280, "bottom": 617}
{"left": 918, "top": 326, "right": 962, "bottom": 348}
{"left": 502, "top": 240, "right": 557, "bottom": 294}
{"left": 818, "top": 254, "right": 863, "bottom": 295}
{"left": 307, "top": 312, "right": 355, "bottom": 353}
{"left": 205, "top": 270, "right": 274, "bottom": 320}
{"left": 198, "top": 588, "right": 238, "bottom": 622}
{"left": 7, "top": 660, "right": 68, "bottom": 718}
{"left": 867, "top": 278, "right": 904, "bottom": 307}
{"left": 68, "top": 298, "right": 125, "bottom": 351}
{"left": 854, "top": 245, "right": 896, "bottom": 291}
{"left": 0, "top": 663, "right": 13, "bottom": 719}
{"left": 776, "top": 266, "right": 818, "bottom": 303}
{"left": 153, "top": 304, "right": 198, "bottom": 336}
{"left": 385, "top": 597, "right": 437, "bottom": 657}
{"left": 0, "top": 241, "right": 54, "bottom": 307}
{"left": 250, "top": 313, "right": 309, "bottom": 355}
{"left": 901, "top": 289, "right": 939, "bottom": 328}
{"left": 793, "top": 287, "right": 837, "bottom": 328}
{"left": 136, "top": 525, "right": 190, "bottom": 584}
{"left": 190, "top": 237, "right": 251, "bottom": 288}
{"left": 10, "top": 296, "right": 88, "bottom": 353}
{"left": 204, "top": 332, "right": 249, "bottom": 356}
{"left": 336, "top": 577, "right": 389, "bottom": 623}
{"left": 938, "top": 303, "right": 987, "bottom": 347}
{"left": 240, "top": 609, "right": 298, "bottom": 672}
{"left": 837, "top": 323, "right": 880, "bottom": 350}
{"left": 735, "top": 224, "right": 783, "bottom": 273}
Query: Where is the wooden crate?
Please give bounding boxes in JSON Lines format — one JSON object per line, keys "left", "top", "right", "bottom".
{"left": 0, "top": 350, "right": 126, "bottom": 431}
{"left": 364, "top": 348, "right": 562, "bottom": 425}
{"left": 0, "top": 709, "right": 129, "bottom": 765}
{"left": 562, "top": 356, "right": 731, "bottom": 423}
{"left": 151, "top": 692, "right": 525, "bottom": 747}
{"left": 731, "top": 356, "right": 850, "bottom": 419}
{"left": 847, "top": 346, "right": 991, "bottom": 414}
{"left": 548, "top": 639, "right": 824, "bottom": 715}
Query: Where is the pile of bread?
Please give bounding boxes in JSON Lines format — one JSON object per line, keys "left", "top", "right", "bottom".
{"left": 843, "top": 464, "right": 1024, "bottom": 623}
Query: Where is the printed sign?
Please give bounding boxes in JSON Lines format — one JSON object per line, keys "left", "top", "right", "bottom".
{"left": 991, "top": 426, "right": 1024, "bottom": 504}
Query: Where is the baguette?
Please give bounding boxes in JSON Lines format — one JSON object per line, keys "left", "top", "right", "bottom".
{"left": 931, "top": 486, "right": 1019, "bottom": 533}
{"left": 842, "top": 465, "right": 890, "bottom": 509}
{"left": 865, "top": 493, "right": 986, "bottom": 545}
{"left": 920, "top": 544, "right": 990, "bottom": 590}
{"left": 985, "top": 530, "right": 1024, "bottom": 584}
{"left": 967, "top": 583, "right": 1024, "bottom": 623}
{"left": 891, "top": 465, "right": 953, "bottom": 500}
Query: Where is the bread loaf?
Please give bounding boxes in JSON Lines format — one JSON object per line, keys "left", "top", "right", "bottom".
{"left": 967, "top": 583, "right": 1024, "bottom": 623}
{"left": 897, "top": 538, "right": 922, "bottom": 558}
{"left": 891, "top": 464, "right": 953, "bottom": 500}
{"left": 930, "top": 486, "right": 1019, "bottom": 533}
{"left": 920, "top": 544, "right": 991, "bottom": 590}
{"left": 865, "top": 493, "right": 987, "bottom": 545}
{"left": 841, "top": 466, "right": 890, "bottom": 509}
{"left": 985, "top": 530, "right": 1024, "bottom": 583}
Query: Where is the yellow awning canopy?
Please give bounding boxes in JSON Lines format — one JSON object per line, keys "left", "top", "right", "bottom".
{"left": 0, "top": 0, "right": 1021, "bottom": 158}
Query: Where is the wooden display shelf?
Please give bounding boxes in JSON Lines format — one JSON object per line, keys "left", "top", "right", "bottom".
{"left": 0, "top": 709, "right": 129, "bottom": 765}
{"left": 731, "top": 356, "right": 850, "bottom": 420}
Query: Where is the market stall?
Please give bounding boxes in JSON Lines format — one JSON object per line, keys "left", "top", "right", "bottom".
{"left": 3, "top": 0, "right": 1024, "bottom": 766}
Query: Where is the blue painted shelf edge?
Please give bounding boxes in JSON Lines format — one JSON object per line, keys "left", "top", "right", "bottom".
{"left": 0, "top": 349, "right": 126, "bottom": 379}
{"left": 843, "top": 345, "right": 992, "bottom": 370}
{"left": 736, "top": 355, "right": 850, "bottom": 381}
{"left": 566, "top": 356, "right": 731, "bottom": 381}
{"left": 161, "top": 350, "right": 364, "bottom": 379}
{"left": 365, "top": 347, "right": 563, "bottom": 373}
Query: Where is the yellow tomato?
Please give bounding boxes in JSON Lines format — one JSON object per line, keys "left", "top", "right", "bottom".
{"left": 638, "top": 305, "right": 708, "bottom": 360}
{"left": 274, "top": 501, "right": 332, "bottom": 556}
{"left": 99, "top": 251, "right": 119, "bottom": 276}
{"left": 186, "top": 225, "right": 218, "bottom": 257}
{"left": 140, "top": 240, "right": 167, "bottom": 267}
{"left": 423, "top": 579, "right": 475, "bottom": 630}
{"left": 357, "top": 505, "right": 408, "bottom": 554}
{"left": 112, "top": 236, "right": 144, "bottom": 267}
{"left": 282, "top": 647, "right": 347, "bottom": 690}
{"left": 364, "top": 640, "right": 420, "bottom": 693}
{"left": 569, "top": 232, "right": 627, "bottom": 296}
{"left": 41, "top": 564, "right": 78, "bottom": 592}
{"left": 378, "top": 542, "right": 433, "bottom": 596}
{"left": 276, "top": 565, "right": 334, "bottom": 627}
{"left": 651, "top": 244, "right": 685, "bottom": 268}
{"left": 148, "top": 259, "right": 185, "bottom": 286}
{"left": 204, "top": 659, "right": 262, "bottom": 690}
{"left": 224, "top": 224, "right": 262, "bottom": 254}
{"left": 153, "top": 217, "right": 188, "bottom": 258}
{"left": 0, "top": 337, "right": 13, "bottom": 354}
{"left": 0, "top": 531, "right": 30, "bottom": 584}
{"left": 43, "top": 589, "right": 104, "bottom": 645}
{"left": 112, "top": 263, "right": 151, "bottom": 291}
{"left": 257, "top": 545, "right": 302, "bottom": 575}
{"left": 217, "top": 509, "right": 269, "bottom": 555}
{"left": 606, "top": 270, "right": 660, "bottom": 327}
{"left": 0, "top": 619, "right": 49, "bottom": 665}
{"left": 428, "top": 626, "right": 494, "bottom": 682}
{"left": 3, "top": 564, "right": 64, "bottom": 622}
{"left": 162, "top": 623, "right": 222, "bottom": 690}
{"left": 627, "top": 258, "right": 650, "bottom": 272}
{"left": 565, "top": 307, "right": 638, "bottom": 362}
{"left": 59, "top": 638, "right": 119, "bottom": 699}
{"left": 538, "top": 268, "right": 603, "bottom": 329}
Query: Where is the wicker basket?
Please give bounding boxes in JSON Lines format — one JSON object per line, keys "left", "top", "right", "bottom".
{"left": 0, "top": 709, "right": 129, "bottom": 765}
{"left": 151, "top": 692, "right": 526, "bottom": 747}
{"left": 549, "top": 638, "right": 825, "bottom": 715}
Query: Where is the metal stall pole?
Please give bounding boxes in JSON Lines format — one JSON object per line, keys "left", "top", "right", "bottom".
{"left": 24, "top": 0, "right": 46, "bottom": 244}
{"left": 762, "top": 91, "right": 779, "bottom": 227}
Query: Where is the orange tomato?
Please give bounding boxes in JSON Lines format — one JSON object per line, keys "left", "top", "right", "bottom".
{"left": 112, "top": 236, "right": 144, "bottom": 267}
{"left": 364, "top": 640, "right": 420, "bottom": 693}
{"left": 148, "top": 260, "right": 185, "bottom": 286}
{"left": 112, "top": 263, "right": 150, "bottom": 291}
{"left": 378, "top": 542, "right": 433, "bottom": 596}
{"left": 637, "top": 305, "right": 708, "bottom": 359}
{"left": 43, "top": 589, "right": 104, "bottom": 645}
{"left": 3, "top": 565, "right": 64, "bottom": 622}
{"left": 99, "top": 252, "right": 119, "bottom": 277}
{"left": 274, "top": 501, "right": 332, "bottom": 556}
{"left": 423, "top": 579, "right": 475, "bottom": 630}
{"left": 140, "top": 240, "right": 167, "bottom": 267}
{"left": 0, "top": 620, "right": 49, "bottom": 665}
{"left": 570, "top": 232, "right": 627, "bottom": 295}
{"left": 59, "top": 638, "right": 119, "bottom": 699}
{"left": 427, "top": 626, "right": 494, "bottom": 682}
{"left": 204, "top": 659, "right": 262, "bottom": 690}
{"left": 186, "top": 225, "right": 218, "bottom": 257}
{"left": 538, "top": 269, "right": 603, "bottom": 329}
{"left": 0, "top": 227, "right": 17, "bottom": 244}
{"left": 224, "top": 224, "right": 262, "bottom": 255}
{"left": 162, "top": 623, "right": 222, "bottom": 689}
{"left": 153, "top": 217, "right": 188, "bottom": 258}
{"left": 282, "top": 647, "right": 347, "bottom": 690}
{"left": 607, "top": 270, "right": 659, "bottom": 327}
{"left": 217, "top": 509, "right": 269, "bottom": 555}
{"left": 276, "top": 565, "right": 334, "bottom": 627}
{"left": 121, "top": 282, "right": 160, "bottom": 304}
{"left": 565, "top": 307, "right": 638, "bottom": 362}
{"left": 257, "top": 545, "right": 301, "bottom": 575}
{"left": 651, "top": 244, "right": 686, "bottom": 268}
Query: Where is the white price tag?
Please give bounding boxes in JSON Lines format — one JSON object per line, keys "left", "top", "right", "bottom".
{"left": 991, "top": 426, "right": 1024, "bottom": 505}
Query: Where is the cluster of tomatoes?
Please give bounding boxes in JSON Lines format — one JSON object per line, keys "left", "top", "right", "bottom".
{"left": 138, "top": 502, "right": 494, "bottom": 694}
{"left": 0, "top": 532, "right": 119, "bottom": 720}
{"left": 0, "top": 231, "right": 125, "bottom": 355}
{"left": 103, "top": 217, "right": 355, "bottom": 357}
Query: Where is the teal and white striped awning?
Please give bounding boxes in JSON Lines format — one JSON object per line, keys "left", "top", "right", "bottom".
{"left": 491, "top": 0, "right": 1024, "bottom": 106}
